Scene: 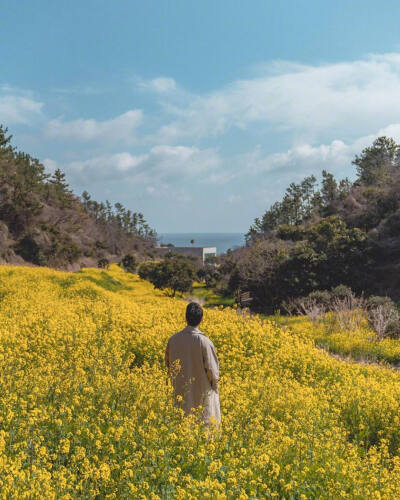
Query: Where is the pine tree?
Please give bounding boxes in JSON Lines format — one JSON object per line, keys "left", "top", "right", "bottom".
{"left": 352, "top": 136, "right": 399, "bottom": 186}
{"left": 50, "top": 169, "right": 73, "bottom": 207}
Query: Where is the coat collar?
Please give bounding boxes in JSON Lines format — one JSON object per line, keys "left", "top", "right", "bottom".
{"left": 183, "top": 325, "right": 202, "bottom": 334}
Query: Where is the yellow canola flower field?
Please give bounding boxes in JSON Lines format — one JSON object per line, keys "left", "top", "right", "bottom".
{"left": 1, "top": 265, "right": 400, "bottom": 499}
{"left": 277, "top": 314, "right": 400, "bottom": 365}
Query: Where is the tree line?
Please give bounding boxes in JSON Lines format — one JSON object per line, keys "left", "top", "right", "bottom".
{"left": 217, "top": 136, "right": 400, "bottom": 313}
{"left": 0, "top": 125, "right": 156, "bottom": 267}
{"left": 81, "top": 192, "right": 155, "bottom": 240}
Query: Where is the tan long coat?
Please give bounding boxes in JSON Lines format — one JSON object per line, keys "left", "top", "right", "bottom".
{"left": 165, "top": 325, "right": 221, "bottom": 425}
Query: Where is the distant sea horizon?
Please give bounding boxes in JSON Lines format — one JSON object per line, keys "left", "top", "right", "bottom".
{"left": 157, "top": 232, "right": 246, "bottom": 255}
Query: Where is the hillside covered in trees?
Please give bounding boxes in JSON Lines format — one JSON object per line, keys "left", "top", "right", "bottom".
{"left": 219, "top": 136, "right": 400, "bottom": 312}
{"left": 0, "top": 126, "right": 157, "bottom": 269}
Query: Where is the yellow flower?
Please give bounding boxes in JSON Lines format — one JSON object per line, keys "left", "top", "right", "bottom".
{"left": 59, "top": 439, "right": 70, "bottom": 455}
{"left": 0, "top": 263, "right": 400, "bottom": 498}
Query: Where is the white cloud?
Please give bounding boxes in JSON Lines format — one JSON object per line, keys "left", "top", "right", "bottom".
{"left": 138, "top": 77, "right": 177, "bottom": 94}
{"left": 243, "top": 121, "right": 400, "bottom": 183}
{"left": 154, "top": 53, "right": 400, "bottom": 143}
{"left": 0, "top": 94, "right": 43, "bottom": 125}
{"left": 250, "top": 140, "right": 350, "bottom": 175}
{"left": 59, "top": 145, "right": 221, "bottom": 187}
{"left": 45, "top": 110, "right": 143, "bottom": 143}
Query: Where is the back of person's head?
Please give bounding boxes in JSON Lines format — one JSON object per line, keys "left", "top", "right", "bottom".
{"left": 186, "top": 302, "right": 203, "bottom": 326}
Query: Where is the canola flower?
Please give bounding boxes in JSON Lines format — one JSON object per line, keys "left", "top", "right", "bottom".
{"left": 0, "top": 264, "right": 400, "bottom": 498}
{"left": 280, "top": 314, "right": 400, "bottom": 365}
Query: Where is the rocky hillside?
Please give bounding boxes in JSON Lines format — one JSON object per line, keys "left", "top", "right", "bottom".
{"left": 0, "top": 125, "right": 157, "bottom": 270}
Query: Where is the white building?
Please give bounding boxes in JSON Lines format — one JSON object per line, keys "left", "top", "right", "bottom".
{"left": 156, "top": 246, "right": 217, "bottom": 263}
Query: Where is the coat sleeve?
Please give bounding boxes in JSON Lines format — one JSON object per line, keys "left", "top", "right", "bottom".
{"left": 201, "top": 339, "right": 219, "bottom": 391}
{"left": 165, "top": 340, "right": 170, "bottom": 370}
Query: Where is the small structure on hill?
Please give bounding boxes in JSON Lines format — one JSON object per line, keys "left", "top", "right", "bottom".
{"left": 156, "top": 246, "right": 217, "bottom": 264}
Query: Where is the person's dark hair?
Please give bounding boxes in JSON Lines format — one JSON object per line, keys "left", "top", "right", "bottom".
{"left": 186, "top": 302, "right": 203, "bottom": 326}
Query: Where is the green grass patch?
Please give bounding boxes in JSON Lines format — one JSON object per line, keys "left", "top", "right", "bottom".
{"left": 188, "top": 282, "right": 235, "bottom": 307}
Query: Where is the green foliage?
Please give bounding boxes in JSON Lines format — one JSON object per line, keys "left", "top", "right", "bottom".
{"left": 98, "top": 258, "right": 110, "bottom": 269}
{"left": 276, "top": 225, "right": 307, "bottom": 241}
{"left": 246, "top": 175, "right": 319, "bottom": 239}
{"left": 238, "top": 135, "right": 400, "bottom": 312}
{"left": 15, "top": 235, "right": 47, "bottom": 266}
{"left": 49, "top": 233, "right": 82, "bottom": 265}
{"left": 189, "top": 282, "right": 235, "bottom": 307}
{"left": 367, "top": 295, "right": 396, "bottom": 308}
{"left": 203, "top": 267, "right": 221, "bottom": 288}
{"left": 227, "top": 217, "right": 371, "bottom": 313}
{"left": 352, "top": 136, "right": 400, "bottom": 186}
{"left": 82, "top": 192, "right": 156, "bottom": 241}
{"left": 120, "top": 254, "right": 137, "bottom": 273}
{"left": 49, "top": 168, "right": 73, "bottom": 207}
{"left": 138, "top": 261, "right": 159, "bottom": 281}
{"left": 307, "top": 289, "right": 332, "bottom": 309}
{"left": 139, "top": 256, "right": 196, "bottom": 296}
{"left": 0, "top": 147, "right": 48, "bottom": 235}
{"left": 95, "top": 240, "right": 108, "bottom": 250}
{"left": 14, "top": 225, "right": 82, "bottom": 267}
{"left": 204, "top": 254, "right": 217, "bottom": 265}
{"left": 0, "top": 123, "right": 157, "bottom": 267}
{"left": 330, "top": 285, "right": 354, "bottom": 301}
{"left": 246, "top": 150, "right": 382, "bottom": 243}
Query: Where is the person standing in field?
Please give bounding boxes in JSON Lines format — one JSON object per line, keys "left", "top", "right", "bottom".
{"left": 164, "top": 302, "right": 221, "bottom": 426}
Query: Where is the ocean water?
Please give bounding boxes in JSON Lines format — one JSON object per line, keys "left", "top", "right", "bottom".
{"left": 158, "top": 233, "right": 245, "bottom": 255}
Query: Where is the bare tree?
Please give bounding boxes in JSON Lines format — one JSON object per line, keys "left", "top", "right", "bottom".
{"left": 281, "top": 297, "right": 325, "bottom": 323}
{"left": 368, "top": 304, "right": 399, "bottom": 339}
{"left": 330, "top": 293, "right": 367, "bottom": 330}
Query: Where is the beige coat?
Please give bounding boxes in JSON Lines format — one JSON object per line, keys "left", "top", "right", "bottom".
{"left": 165, "top": 325, "right": 221, "bottom": 425}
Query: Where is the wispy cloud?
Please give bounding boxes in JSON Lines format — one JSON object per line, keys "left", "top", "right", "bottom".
{"left": 137, "top": 77, "right": 177, "bottom": 94}
{"left": 153, "top": 53, "right": 400, "bottom": 144}
{"left": 12, "top": 53, "right": 400, "bottom": 231}
{"left": 0, "top": 92, "right": 43, "bottom": 125}
{"left": 239, "top": 121, "right": 400, "bottom": 191}
{"left": 46, "top": 145, "right": 221, "bottom": 188}
{"left": 45, "top": 110, "right": 143, "bottom": 144}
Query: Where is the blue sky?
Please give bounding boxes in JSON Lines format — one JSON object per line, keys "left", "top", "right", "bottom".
{"left": 2, "top": 1, "right": 400, "bottom": 232}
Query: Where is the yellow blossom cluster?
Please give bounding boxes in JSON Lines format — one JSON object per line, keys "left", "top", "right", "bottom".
{"left": 281, "top": 314, "right": 400, "bottom": 365}
{"left": 0, "top": 264, "right": 400, "bottom": 498}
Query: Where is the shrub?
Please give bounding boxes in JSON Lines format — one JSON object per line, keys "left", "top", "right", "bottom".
{"left": 139, "top": 256, "right": 196, "bottom": 296}
{"left": 95, "top": 240, "right": 108, "bottom": 250}
{"left": 367, "top": 296, "right": 400, "bottom": 338}
{"left": 138, "top": 261, "right": 159, "bottom": 281}
{"left": 121, "top": 254, "right": 137, "bottom": 273}
{"left": 330, "top": 285, "right": 354, "bottom": 301}
{"left": 281, "top": 296, "right": 326, "bottom": 322}
{"left": 368, "top": 304, "right": 399, "bottom": 339}
{"left": 203, "top": 268, "right": 220, "bottom": 288}
{"left": 308, "top": 290, "right": 332, "bottom": 309}
{"left": 98, "top": 258, "right": 110, "bottom": 269}
{"left": 197, "top": 268, "right": 207, "bottom": 282}
{"left": 15, "top": 234, "right": 47, "bottom": 266}
{"left": 367, "top": 295, "right": 397, "bottom": 310}
{"left": 49, "top": 236, "right": 81, "bottom": 264}
{"left": 330, "top": 292, "right": 367, "bottom": 330}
